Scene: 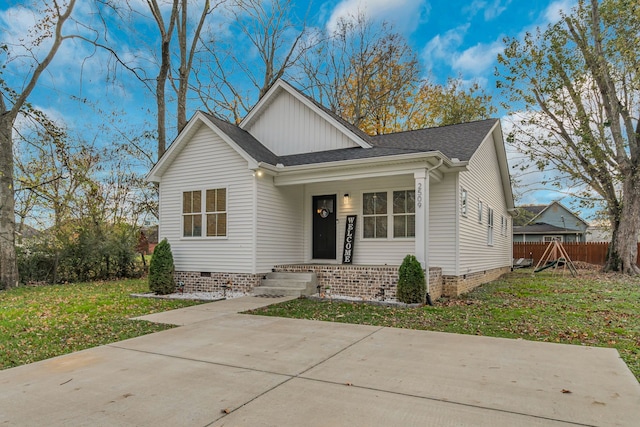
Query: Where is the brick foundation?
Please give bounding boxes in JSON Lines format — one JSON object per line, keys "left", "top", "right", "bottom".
{"left": 442, "top": 266, "right": 511, "bottom": 297}
{"left": 173, "top": 265, "right": 509, "bottom": 300}
{"left": 273, "top": 264, "right": 444, "bottom": 301}
{"left": 173, "top": 271, "right": 264, "bottom": 294}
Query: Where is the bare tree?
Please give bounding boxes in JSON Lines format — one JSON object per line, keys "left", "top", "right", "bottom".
{"left": 146, "top": 0, "right": 179, "bottom": 159}
{"left": 0, "top": 0, "right": 77, "bottom": 289}
{"left": 300, "top": 13, "right": 420, "bottom": 132}
{"left": 196, "top": 0, "right": 315, "bottom": 122}
{"left": 497, "top": 0, "right": 640, "bottom": 274}
{"left": 172, "top": 0, "right": 221, "bottom": 134}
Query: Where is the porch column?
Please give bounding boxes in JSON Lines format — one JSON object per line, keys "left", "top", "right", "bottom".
{"left": 414, "top": 170, "right": 429, "bottom": 269}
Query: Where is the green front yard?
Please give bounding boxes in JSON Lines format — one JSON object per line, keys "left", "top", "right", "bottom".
{"left": 248, "top": 269, "right": 640, "bottom": 381}
{"left": 0, "top": 279, "right": 203, "bottom": 370}
{"left": 1, "top": 270, "right": 638, "bottom": 382}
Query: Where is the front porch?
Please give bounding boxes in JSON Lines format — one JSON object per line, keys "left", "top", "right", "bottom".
{"left": 272, "top": 264, "right": 444, "bottom": 301}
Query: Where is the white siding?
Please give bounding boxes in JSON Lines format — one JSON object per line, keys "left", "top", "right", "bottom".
{"left": 458, "top": 134, "right": 512, "bottom": 275}
{"left": 255, "top": 178, "right": 305, "bottom": 271}
{"left": 246, "top": 90, "right": 360, "bottom": 156}
{"left": 158, "top": 125, "right": 255, "bottom": 273}
{"left": 305, "top": 177, "right": 413, "bottom": 265}
{"left": 428, "top": 173, "right": 458, "bottom": 274}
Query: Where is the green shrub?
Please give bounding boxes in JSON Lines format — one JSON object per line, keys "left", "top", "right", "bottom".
{"left": 397, "top": 254, "right": 426, "bottom": 304}
{"left": 148, "top": 239, "right": 175, "bottom": 295}
{"left": 18, "top": 220, "right": 143, "bottom": 285}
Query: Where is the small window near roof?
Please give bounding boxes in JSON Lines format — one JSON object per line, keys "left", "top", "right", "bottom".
{"left": 461, "top": 188, "right": 468, "bottom": 216}
{"left": 487, "top": 207, "right": 494, "bottom": 246}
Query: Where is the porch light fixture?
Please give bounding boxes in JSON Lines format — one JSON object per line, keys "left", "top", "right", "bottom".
{"left": 343, "top": 193, "right": 350, "bottom": 203}
{"left": 254, "top": 170, "right": 264, "bottom": 177}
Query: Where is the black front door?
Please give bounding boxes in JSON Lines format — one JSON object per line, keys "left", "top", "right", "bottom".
{"left": 313, "top": 195, "right": 337, "bottom": 260}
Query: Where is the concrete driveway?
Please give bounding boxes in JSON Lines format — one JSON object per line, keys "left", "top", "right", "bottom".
{"left": 0, "top": 296, "right": 638, "bottom": 426}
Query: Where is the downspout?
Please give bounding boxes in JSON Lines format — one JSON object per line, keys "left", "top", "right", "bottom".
{"left": 424, "top": 157, "right": 444, "bottom": 306}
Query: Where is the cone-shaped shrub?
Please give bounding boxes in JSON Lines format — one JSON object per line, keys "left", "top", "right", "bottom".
{"left": 149, "top": 238, "right": 175, "bottom": 295}
{"left": 397, "top": 254, "right": 426, "bottom": 304}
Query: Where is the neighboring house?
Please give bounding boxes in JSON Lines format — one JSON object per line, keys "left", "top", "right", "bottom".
{"left": 585, "top": 222, "right": 640, "bottom": 243}
{"left": 15, "top": 224, "right": 41, "bottom": 246}
{"left": 147, "top": 79, "right": 515, "bottom": 299}
{"left": 513, "top": 201, "right": 588, "bottom": 243}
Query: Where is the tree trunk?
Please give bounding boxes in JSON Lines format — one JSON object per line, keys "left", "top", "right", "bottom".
{"left": 604, "top": 170, "right": 640, "bottom": 274}
{"left": 0, "top": 114, "right": 19, "bottom": 289}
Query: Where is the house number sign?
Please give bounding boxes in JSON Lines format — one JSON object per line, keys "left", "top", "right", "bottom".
{"left": 417, "top": 182, "right": 423, "bottom": 208}
{"left": 342, "top": 215, "right": 357, "bottom": 264}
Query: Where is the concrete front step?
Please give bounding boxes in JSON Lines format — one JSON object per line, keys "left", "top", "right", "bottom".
{"left": 266, "top": 272, "right": 316, "bottom": 281}
{"left": 253, "top": 272, "right": 318, "bottom": 297}
{"left": 261, "top": 279, "right": 312, "bottom": 288}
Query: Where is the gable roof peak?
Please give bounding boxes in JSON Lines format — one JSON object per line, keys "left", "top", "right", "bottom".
{"left": 239, "top": 78, "right": 372, "bottom": 149}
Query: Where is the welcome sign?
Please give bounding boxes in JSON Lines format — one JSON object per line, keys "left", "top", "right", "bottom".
{"left": 342, "top": 215, "right": 357, "bottom": 264}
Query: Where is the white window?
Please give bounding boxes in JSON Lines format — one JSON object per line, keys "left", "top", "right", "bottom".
{"left": 393, "top": 190, "right": 415, "bottom": 238}
{"left": 461, "top": 188, "right": 468, "bottom": 216}
{"left": 205, "top": 188, "right": 227, "bottom": 237}
{"left": 183, "top": 190, "right": 202, "bottom": 237}
{"left": 487, "top": 207, "right": 494, "bottom": 246}
{"left": 182, "top": 188, "right": 227, "bottom": 237}
{"left": 363, "top": 189, "right": 416, "bottom": 239}
{"left": 478, "top": 200, "right": 483, "bottom": 223}
{"left": 363, "top": 192, "right": 387, "bottom": 238}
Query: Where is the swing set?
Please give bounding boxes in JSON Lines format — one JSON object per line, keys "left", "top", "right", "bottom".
{"left": 533, "top": 240, "right": 578, "bottom": 277}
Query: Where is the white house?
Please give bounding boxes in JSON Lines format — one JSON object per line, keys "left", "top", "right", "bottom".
{"left": 147, "top": 79, "right": 515, "bottom": 300}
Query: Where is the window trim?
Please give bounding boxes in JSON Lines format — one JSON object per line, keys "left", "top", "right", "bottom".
{"left": 182, "top": 190, "right": 202, "bottom": 237}
{"left": 205, "top": 188, "right": 227, "bottom": 238}
{"left": 460, "top": 188, "right": 468, "bottom": 217}
{"left": 181, "top": 187, "right": 228, "bottom": 239}
{"left": 487, "top": 206, "right": 494, "bottom": 246}
{"left": 361, "top": 188, "right": 416, "bottom": 240}
{"left": 362, "top": 191, "right": 388, "bottom": 239}
{"left": 392, "top": 189, "right": 416, "bottom": 239}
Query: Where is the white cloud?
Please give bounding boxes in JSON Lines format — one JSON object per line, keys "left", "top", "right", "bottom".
{"left": 325, "top": 0, "right": 429, "bottom": 35}
{"left": 464, "top": 0, "right": 511, "bottom": 21}
{"left": 423, "top": 26, "right": 502, "bottom": 77}
{"left": 452, "top": 40, "right": 504, "bottom": 74}
{"left": 422, "top": 24, "right": 469, "bottom": 72}
{"left": 543, "top": 0, "right": 575, "bottom": 24}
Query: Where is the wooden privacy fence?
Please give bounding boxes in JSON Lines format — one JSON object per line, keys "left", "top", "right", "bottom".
{"left": 513, "top": 242, "right": 640, "bottom": 266}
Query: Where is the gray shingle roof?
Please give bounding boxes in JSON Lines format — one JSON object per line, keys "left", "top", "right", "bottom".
{"left": 519, "top": 205, "right": 547, "bottom": 216}
{"left": 371, "top": 119, "right": 498, "bottom": 162}
{"left": 513, "top": 223, "right": 583, "bottom": 234}
{"left": 200, "top": 104, "right": 498, "bottom": 167}
{"left": 202, "top": 113, "right": 280, "bottom": 165}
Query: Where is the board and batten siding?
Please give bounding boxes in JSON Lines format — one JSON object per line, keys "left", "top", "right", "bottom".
{"left": 457, "top": 133, "right": 512, "bottom": 276}
{"left": 245, "top": 90, "right": 360, "bottom": 156}
{"left": 159, "top": 124, "right": 255, "bottom": 273}
{"left": 255, "top": 179, "right": 305, "bottom": 271}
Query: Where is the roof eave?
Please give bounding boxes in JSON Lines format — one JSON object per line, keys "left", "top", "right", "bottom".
{"left": 256, "top": 152, "right": 466, "bottom": 185}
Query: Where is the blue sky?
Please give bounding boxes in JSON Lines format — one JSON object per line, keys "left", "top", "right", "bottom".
{"left": 1, "top": 0, "right": 591, "bottom": 218}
